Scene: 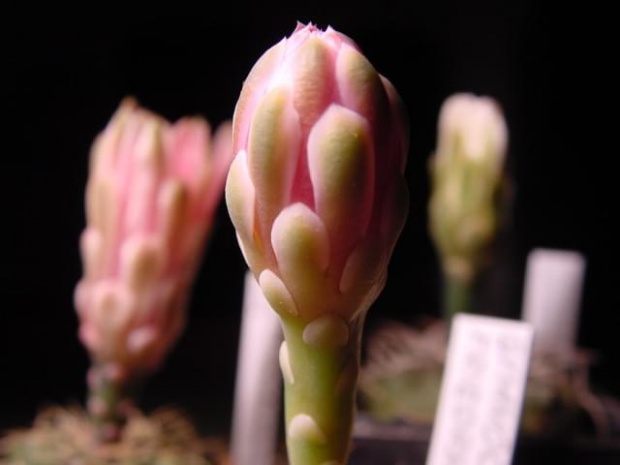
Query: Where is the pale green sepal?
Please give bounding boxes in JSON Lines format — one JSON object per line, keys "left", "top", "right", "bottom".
{"left": 271, "top": 203, "right": 331, "bottom": 318}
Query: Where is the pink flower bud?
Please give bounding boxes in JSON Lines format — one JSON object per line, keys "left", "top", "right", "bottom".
{"left": 75, "top": 98, "right": 233, "bottom": 375}
{"left": 226, "top": 24, "right": 409, "bottom": 321}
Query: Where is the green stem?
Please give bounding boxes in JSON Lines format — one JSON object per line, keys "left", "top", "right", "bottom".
{"left": 443, "top": 274, "right": 473, "bottom": 319}
{"left": 87, "top": 364, "right": 135, "bottom": 443}
{"left": 280, "top": 314, "right": 364, "bottom": 465}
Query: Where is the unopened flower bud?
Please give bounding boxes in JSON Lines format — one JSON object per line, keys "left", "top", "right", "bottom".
{"left": 429, "top": 93, "right": 508, "bottom": 283}
{"left": 227, "top": 23, "right": 409, "bottom": 323}
{"left": 226, "top": 23, "right": 409, "bottom": 465}
{"left": 76, "top": 98, "right": 233, "bottom": 375}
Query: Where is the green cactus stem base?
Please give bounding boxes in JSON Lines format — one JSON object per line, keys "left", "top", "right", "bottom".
{"left": 280, "top": 314, "right": 364, "bottom": 465}
{"left": 0, "top": 406, "right": 226, "bottom": 465}
{"left": 359, "top": 321, "right": 446, "bottom": 425}
{"left": 444, "top": 274, "right": 473, "bottom": 319}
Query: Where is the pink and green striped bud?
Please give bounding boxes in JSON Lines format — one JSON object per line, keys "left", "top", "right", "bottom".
{"left": 429, "top": 93, "right": 508, "bottom": 285}
{"left": 226, "top": 23, "right": 409, "bottom": 465}
{"left": 227, "top": 23, "right": 408, "bottom": 323}
{"left": 75, "top": 98, "right": 232, "bottom": 439}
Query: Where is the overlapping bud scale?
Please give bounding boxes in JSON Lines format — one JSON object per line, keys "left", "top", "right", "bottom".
{"left": 227, "top": 24, "right": 409, "bottom": 322}
{"left": 75, "top": 99, "right": 232, "bottom": 378}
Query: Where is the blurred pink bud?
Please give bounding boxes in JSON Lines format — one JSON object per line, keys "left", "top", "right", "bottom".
{"left": 75, "top": 98, "right": 233, "bottom": 375}
{"left": 226, "top": 24, "right": 409, "bottom": 321}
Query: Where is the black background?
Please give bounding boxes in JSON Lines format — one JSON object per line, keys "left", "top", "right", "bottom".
{"left": 1, "top": 1, "right": 616, "bottom": 436}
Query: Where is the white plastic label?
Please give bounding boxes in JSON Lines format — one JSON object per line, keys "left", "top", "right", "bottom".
{"left": 522, "top": 248, "right": 586, "bottom": 353}
{"left": 426, "top": 314, "right": 533, "bottom": 465}
{"left": 231, "top": 271, "right": 283, "bottom": 465}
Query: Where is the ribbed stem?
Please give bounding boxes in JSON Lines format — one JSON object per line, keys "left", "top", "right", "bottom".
{"left": 443, "top": 274, "right": 473, "bottom": 319}
{"left": 281, "top": 315, "right": 363, "bottom": 465}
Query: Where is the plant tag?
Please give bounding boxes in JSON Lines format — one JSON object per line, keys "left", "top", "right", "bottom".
{"left": 426, "top": 314, "right": 533, "bottom": 465}
{"left": 231, "top": 271, "right": 283, "bottom": 465}
{"left": 522, "top": 248, "right": 586, "bottom": 353}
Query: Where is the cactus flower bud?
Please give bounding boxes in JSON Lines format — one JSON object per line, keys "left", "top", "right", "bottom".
{"left": 226, "top": 23, "right": 409, "bottom": 465}
{"left": 429, "top": 93, "right": 508, "bottom": 316}
{"left": 75, "top": 98, "right": 232, "bottom": 440}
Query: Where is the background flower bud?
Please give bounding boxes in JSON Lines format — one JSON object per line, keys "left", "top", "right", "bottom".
{"left": 429, "top": 93, "right": 508, "bottom": 283}
{"left": 76, "top": 98, "right": 233, "bottom": 377}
